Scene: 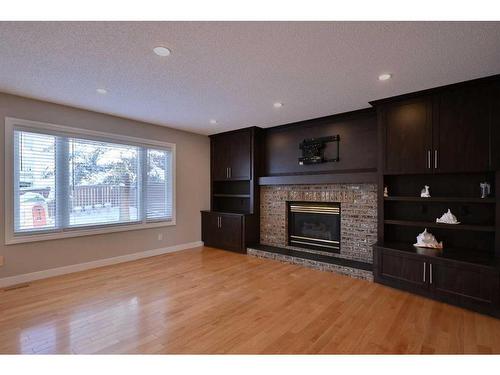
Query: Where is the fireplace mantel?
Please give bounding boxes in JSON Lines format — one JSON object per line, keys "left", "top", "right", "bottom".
{"left": 258, "top": 169, "right": 377, "bottom": 186}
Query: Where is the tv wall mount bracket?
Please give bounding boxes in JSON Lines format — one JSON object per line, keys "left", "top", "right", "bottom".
{"left": 298, "top": 135, "right": 340, "bottom": 165}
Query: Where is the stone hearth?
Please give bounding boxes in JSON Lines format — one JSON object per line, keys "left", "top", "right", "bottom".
{"left": 251, "top": 183, "right": 377, "bottom": 279}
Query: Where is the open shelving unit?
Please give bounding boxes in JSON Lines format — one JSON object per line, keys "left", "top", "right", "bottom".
{"left": 384, "top": 219, "right": 495, "bottom": 232}
{"left": 381, "top": 172, "right": 498, "bottom": 259}
{"left": 384, "top": 196, "right": 496, "bottom": 204}
{"left": 211, "top": 180, "right": 253, "bottom": 213}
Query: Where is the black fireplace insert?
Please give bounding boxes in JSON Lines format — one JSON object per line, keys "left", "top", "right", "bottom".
{"left": 287, "top": 201, "right": 340, "bottom": 253}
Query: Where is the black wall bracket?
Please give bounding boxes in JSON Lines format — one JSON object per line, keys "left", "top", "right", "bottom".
{"left": 298, "top": 135, "right": 340, "bottom": 165}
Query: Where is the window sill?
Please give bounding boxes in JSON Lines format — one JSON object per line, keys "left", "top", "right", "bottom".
{"left": 5, "top": 219, "right": 176, "bottom": 245}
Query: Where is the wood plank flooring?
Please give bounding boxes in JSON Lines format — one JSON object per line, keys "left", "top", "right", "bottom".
{"left": 1, "top": 246, "right": 500, "bottom": 354}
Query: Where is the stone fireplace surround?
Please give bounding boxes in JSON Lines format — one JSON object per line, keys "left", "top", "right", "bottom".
{"left": 248, "top": 183, "right": 377, "bottom": 280}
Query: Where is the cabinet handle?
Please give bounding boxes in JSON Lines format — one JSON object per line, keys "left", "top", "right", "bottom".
{"left": 434, "top": 150, "right": 438, "bottom": 169}
{"left": 427, "top": 150, "right": 431, "bottom": 169}
{"left": 228, "top": 167, "right": 231, "bottom": 179}
{"left": 429, "top": 264, "right": 433, "bottom": 284}
{"left": 219, "top": 216, "right": 222, "bottom": 228}
{"left": 423, "top": 262, "right": 426, "bottom": 282}
{"left": 226, "top": 167, "right": 229, "bottom": 179}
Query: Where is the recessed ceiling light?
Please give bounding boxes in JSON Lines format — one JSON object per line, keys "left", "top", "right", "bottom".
{"left": 209, "top": 119, "right": 217, "bottom": 125}
{"left": 273, "top": 102, "right": 283, "bottom": 108}
{"left": 96, "top": 88, "right": 108, "bottom": 94}
{"left": 378, "top": 73, "right": 392, "bottom": 81}
{"left": 153, "top": 46, "right": 171, "bottom": 57}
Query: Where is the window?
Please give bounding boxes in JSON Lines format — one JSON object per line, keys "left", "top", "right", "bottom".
{"left": 5, "top": 117, "right": 176, "bottom": 244}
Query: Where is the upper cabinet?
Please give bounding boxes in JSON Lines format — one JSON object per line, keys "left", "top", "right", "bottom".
{"left": 211, "top": 129, "right": 252, "bottom": 181}
{"left": 376, "top": 78, "right": 500, "bottom": 175}
{"left": 383, "top": 97, "right": 432, "bottom": 174}
{"left": 491, "top": 82, "right": 500, "bottom": 171}
{"left": 433, "top": 83, "right": 491, "bottom": 173}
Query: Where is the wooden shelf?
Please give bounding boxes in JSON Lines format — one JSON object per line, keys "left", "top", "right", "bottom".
{"left": 384, "top": 196, "right": 496, "bottom": 203}
{"left": 384, "top": 219, "right": 495, "bottom": 232}
{"left": 213, "top": 194, "right": 250, "bottom": 198}
{"left": 374, "top": 241, "right": 500, "bottom": 269}
{"left": 258, "top": 170, "right": 377, "bottom": 185}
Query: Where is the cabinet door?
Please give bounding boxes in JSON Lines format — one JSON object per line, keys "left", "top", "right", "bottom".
{"left": 201, "top": 212, "right": 220, "bottom": 248}
{"left": 430, "top": 261, "right": 500, "bottom": 309}
{"left": 490, "top": 81, "right": 500, "bottom": 170}
{"left": 377, "top": 249, "right": 428, "bottom": 289}
{"left": 219, "top": 214, "right": 243, "bottom": 252}
{"left": 383, "top": 98, "right": 433, "bottom": 174}
{"left": 228, "top": 130, "right": 251, "bottom": 180}
{"left": 212, "top": 134, "right": 232, "bottom": 181}
{"left": 434, "top": 83, "right": 491, "bottom": 173}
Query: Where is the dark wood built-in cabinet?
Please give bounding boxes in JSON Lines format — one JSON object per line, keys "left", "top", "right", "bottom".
{"left": 374, "top": 244, "right": 500, "bottom": 316}
{"left": 376, "top": 79, "right": 498, "bottom": 175}
{"left": 202, "top": 127, "right": 262, "bottom": 253}
{"left": 382, "top": 97, "right": 432, "bottom": 174}
{"left": 202, "top": 211, "right": 248, "bottom": 253}
{"left": 212, "top": 130, "right": 252, "bottom": 181}
{"left": 433, "top": 82, "right": 492, "bottom": 173}
{"left": 372, "top": 75, "right": 500, "bottom": 318}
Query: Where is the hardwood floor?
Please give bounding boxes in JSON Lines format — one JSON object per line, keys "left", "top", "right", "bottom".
{"left": 1, "top": 246, "right": 500, "bottom": 354}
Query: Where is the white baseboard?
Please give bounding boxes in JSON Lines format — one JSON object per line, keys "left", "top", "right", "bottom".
{"left": 0, "top": 241, "right": 203, "bottom": 288}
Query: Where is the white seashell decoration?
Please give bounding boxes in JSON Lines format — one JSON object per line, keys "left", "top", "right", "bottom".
{"left": 414, "top": 228, "right": 443, "bottom": 249}
{"left": 420, "top": 185, "right": 431, "bottom": 198}
{"left": 436, "top": 209, "right": 460, "bottom": 224}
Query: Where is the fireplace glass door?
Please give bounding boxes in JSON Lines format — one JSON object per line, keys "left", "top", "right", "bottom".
{"left": 287, "top": 202, "right": 340, "bottom": 253}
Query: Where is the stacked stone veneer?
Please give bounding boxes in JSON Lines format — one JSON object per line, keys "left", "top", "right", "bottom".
{"left": 259, "top": 184, "right": 377, "bottom": 264}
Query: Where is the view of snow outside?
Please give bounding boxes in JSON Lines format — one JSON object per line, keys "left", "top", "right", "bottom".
{"left": 17, "top": 131, "right": 168, "bottom": 231}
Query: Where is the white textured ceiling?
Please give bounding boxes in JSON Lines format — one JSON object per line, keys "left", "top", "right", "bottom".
{"left": 1, "top": 21, "right": 499, "bottom": 135}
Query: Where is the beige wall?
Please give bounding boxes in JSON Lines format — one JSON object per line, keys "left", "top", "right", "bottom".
{"left": 0, "top": 92, "right": 210, "bottom": 278}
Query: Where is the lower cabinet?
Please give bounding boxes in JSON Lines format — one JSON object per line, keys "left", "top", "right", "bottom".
{"left": 430, "top": 260, "right": 500, "bottom": 311}
{"left": 201, "top": 211, "right": 244, "bottom": 253}
{"left": 374, "top": 245, "right": 500, "bottom": 317}
{"left": 378, "top": 250, "right": 428, "bottom": 290}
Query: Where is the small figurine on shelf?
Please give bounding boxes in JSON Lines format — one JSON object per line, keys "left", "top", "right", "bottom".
{"left": 414, "top": 228, "right": 443, "bottom": 249}
{"left": 480, "top": 182, "right": 491, "bottom": 199}
{"left": 436, "top": 209, "right": 460, "bottom": 224}
{"left": 383, "top": 186, "right": 389, "bottom": 197}
{"left": 420, "top": 185, "right": 431, "bottom": 198}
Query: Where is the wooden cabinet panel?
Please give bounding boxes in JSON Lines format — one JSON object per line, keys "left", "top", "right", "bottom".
{"left": 201, "top": 211, "right": 244, "bottom": 253}
{"left": 212, "top": 134, "right": 232, "bottom": 181}
{"left": 263, "top": 110, "right": 377, "bottom": 176}
{"left": 383, "top": 98, "right": 432, "bottom": 174}
{"left": 211, "top": 129, "right": 252, "bottom": 181}
{"left": 229, "top": 130, "right": 251, "bottom": 180}
{"left": 434, "top": 84, "right": 491, "bottom": 173}
{"left": 374, "top": 244, "right": 500, "bottom": 317}
{"left": 219, "top": 215, "right": 243, "bottom": 251}
{"left": 378, "top": 250, "right": 427, "bottom": 289}
{"left": 491, "top": 82, "right": 500, "bottom": 170}
{"left": 201, "top": 211, "right": 221, "bottom": 248}
{"left": 378, "top": 79, "right": 498, "bottom": 175}
{"left": 430, "top": 261, "right": 500, "bottom": 307}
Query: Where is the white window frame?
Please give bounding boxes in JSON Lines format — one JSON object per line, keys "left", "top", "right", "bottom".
{"left": 4, "top": 117, "right": 176, "bottom": 245}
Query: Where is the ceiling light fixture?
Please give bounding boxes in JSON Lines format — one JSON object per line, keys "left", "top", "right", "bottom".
{"left": 378, "top": 73, "right": 392, "bottom": 81}
{"left": 153, "top": 46, "right": 171, "bottom": 57}
{"left": 273, "top": 102, "right": 283, "bottom": 108}
{"left": 209, "top": 119, "right": 217, "bottom": 125}
{"left": 96, "top": 88, "right": 108, "bottom": 94}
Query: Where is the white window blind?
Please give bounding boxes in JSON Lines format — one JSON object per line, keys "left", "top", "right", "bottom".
{"left": 10, "top": 122, "right": 175, "bottom": 241}
{"left": 146, "top": 149, "right": 173, "bottom": 221}
{"left": 68, "top": 138, "right": 140, "bottom": 227}
{"left": 14, "top": 130, "right": 57, "bottom": 233}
